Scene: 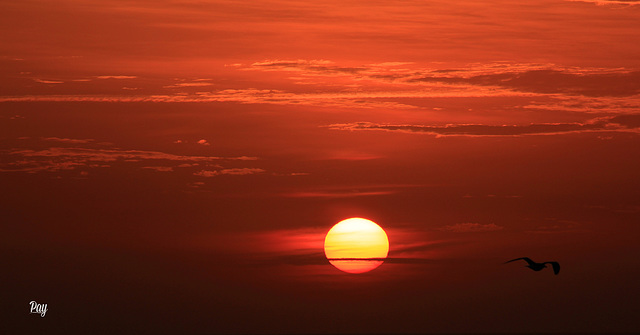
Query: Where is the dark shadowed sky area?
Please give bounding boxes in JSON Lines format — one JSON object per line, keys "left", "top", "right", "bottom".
{"left": 2, "top": 0, "right": 640, "bottom": 334}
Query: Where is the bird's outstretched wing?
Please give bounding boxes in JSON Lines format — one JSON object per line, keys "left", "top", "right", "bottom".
{"left": 545, "top": 262, "right": 560, "bottom": 275}
{"left": 505, "top": 257, "right": 535, "bottom": 266}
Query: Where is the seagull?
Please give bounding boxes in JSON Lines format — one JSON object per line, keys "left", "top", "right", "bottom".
{"left": 505, "top": 257, "right": 560, "bottom": 275}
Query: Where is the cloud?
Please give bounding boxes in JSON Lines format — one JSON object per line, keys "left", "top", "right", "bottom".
{"left": 164, "top": 82, "right": 214, "bottom": 88}
{"left": 0, "top": 92, "right": 432, "bottom": 108}
{"left": 219, "top": 168, "right": 265, "bottom": 175}
{"left": 285, "top": 190, "right": 395, "bottom": 198}
{"left": 96, "top": 75, "right": 137, "bottom": 79}
{"left": 409, "top": 69, "right": 640, "bottom": 97}
{"left": 439, "top": 223, "right": 504, "bottom": 233}
{"left": 193, "top": 170, "right": 218, "bottom": 177}
{"left": 233, "top": 156, "right": 258, "bottom": 161}
{"left": 142, "top": 166, "right": 174, "bottom": 172}
{"left": 326, "top": 115, "right": 640, "bottom": 137}
{"left": 9, "top": 147, "right": 232, "bottom": 162}
{"left": 42, "top": 137, "right": 94, "bottom": 144}
{"left": 368, "top": 62, "right": 415, "bottom": 67}
{"left": 2, "top": 146, "right": 258, "bottom": 174}
{"left": 197, "top": 139, "right": 210, "bottom": 146}
{"left": 192, "top": 86, "right": 525, "bottom": 107}
{"left": 566, "top": 0, "right": 640, "bottom": 5}
{"left": 245, "top": 59, "right": 450, "bottom": 85}
{"left": 188, "top": 181, "right": 205, "bottom": 188}
{"left": 192, "top": 89, "right": 449, "bottom": 108}
{"left": 177, "top": 163, "right": 201, "bottom": 168}
{"left": 522, "top": 95, "right": 640, "bottom": 115}
{"left": 609, "top": 114, "right": 640, "bottom": 128}
{"left": 194, "top": 168, "right": 265, "bottom": 177}
{"left": 33, "top": 79, "right": 63, "bottom": 84}
{"left": 0, "top": 160, "right": 89, "bottom": 173}
{"left": 249, "top": 59, "right": 363, "bottom": 75}
{"left": 5, "top": 61, "right": 639, "bottom": 113}
{"left": 245, "top": 60, "right": 640, "bottom": 97}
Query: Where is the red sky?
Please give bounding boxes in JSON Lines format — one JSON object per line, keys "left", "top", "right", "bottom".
{"left": 2, "top": 0, "right": 640, "bottom": 334}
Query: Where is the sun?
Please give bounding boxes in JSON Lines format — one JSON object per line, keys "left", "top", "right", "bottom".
{"left": 324, "top": 218, "right": 390, "bottom": 273}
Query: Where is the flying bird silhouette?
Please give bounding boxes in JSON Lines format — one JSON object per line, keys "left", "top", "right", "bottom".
{"left": 505, "top": 257, "right": 560, "bottom": 275}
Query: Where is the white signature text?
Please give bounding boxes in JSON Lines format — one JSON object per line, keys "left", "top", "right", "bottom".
{"left": 29, "top": 301, "right": 47, "bottom": 317}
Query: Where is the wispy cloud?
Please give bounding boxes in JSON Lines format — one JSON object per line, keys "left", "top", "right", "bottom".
{"left": 248, "top": 59, "right": 365, "bottom": 76}
{"left": 8, "top": 147, "right": 242, "bottom": 162}
{"left": 96, "top": 75, "right": 137, "bottom": 79}
{"left": 33, "top": 79, "right": 64, "bottom": 84}
{"left": 566, "top": 0, "right": 640, "bottom": 5}
{"left": 284, "top": 190, "right": 395, "bottom": 198}
{"left": 164, "top": 82, "right": 214, "bottom": 88}
{"left": 245, "top": 60, "right": 640, "bottom": 97}
{"left": 141, "top": 166, "right": 174, "bottom": 172}
{"left": 4, "top": 61, "right": 639, "bottom": 114}
{"left": 218, "top": 168, "right": 265, "bottom": 175}
{"left": 0, "top": 87, "right": 528, "bottom": 107}
{"left": 326, "top": 115, "right": 640, "bottom": 137}
{"left": 1, "top": 145, "right": 258, "bottom": 174}
{"left": 194, "top": 168, "right": 265, "bottom": 177}
{"left": 42, "top": 137, "right": 95, "bottom": 144}
{"left": 408, "top": 69, "right": 640, "bottom": 97}
{"left": 522, "top": 95, "right": 640, "bottom": 115}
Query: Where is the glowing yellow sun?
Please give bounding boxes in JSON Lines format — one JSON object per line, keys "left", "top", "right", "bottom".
{"left": 323, "top": 218, "right": 389, "bottom": 273}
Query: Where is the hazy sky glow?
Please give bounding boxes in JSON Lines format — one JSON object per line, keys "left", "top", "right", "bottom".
{"left": 2, "top": 0, "right": 640, "bottom": 334}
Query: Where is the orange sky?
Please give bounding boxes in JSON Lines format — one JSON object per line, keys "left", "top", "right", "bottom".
{"left": 2, "top": 0, "right": 640, "bottom": 334}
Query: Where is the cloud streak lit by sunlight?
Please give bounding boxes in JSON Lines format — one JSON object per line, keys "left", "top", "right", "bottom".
{"left": 326, "top": 115, "right": 640, "bottom": 137}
